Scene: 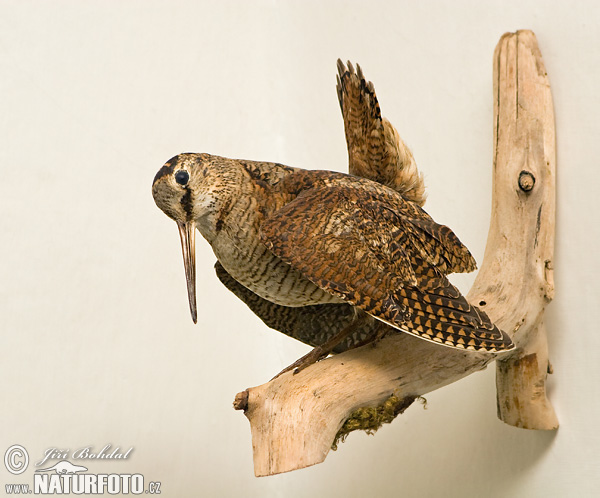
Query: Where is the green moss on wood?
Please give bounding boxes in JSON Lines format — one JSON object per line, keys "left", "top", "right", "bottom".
{"left": 332, "top": 394, "right": 426, "bottom": 450}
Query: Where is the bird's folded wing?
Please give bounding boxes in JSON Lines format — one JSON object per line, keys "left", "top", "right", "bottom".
{"left": 261, "top": 186, "right": 417, "bottom": 313}
{"left": 214, "top": 261, "right": 379, "bottom": 352}
{"left": 336, "top": 59, "right": 426, "bottom": 206}
{"left": 260, "top": 185, "right": 513, "bottom": 351}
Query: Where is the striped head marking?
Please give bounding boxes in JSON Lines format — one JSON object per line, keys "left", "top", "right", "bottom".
{"left": 152, "top": 152, "right": 243, "bottom": 324}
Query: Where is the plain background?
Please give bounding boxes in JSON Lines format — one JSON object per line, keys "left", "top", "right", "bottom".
{"left": 1, "top": 1, "right": 598, "bottom": 496}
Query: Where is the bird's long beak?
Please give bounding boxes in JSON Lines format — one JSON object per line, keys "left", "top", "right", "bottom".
{"left": 177, "top": 221, "right": 197, "bottom": 324}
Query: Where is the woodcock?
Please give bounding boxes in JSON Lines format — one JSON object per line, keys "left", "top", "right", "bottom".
{"left": 152, "top": 60, "right": 514, "bottom": 373}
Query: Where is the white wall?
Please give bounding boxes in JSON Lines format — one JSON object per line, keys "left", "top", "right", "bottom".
{"left": 0, "top": 1, "right": 598, "bottom": 496}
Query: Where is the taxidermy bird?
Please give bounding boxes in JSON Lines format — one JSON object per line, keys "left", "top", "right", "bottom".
{"left": 152, "top": 60, "right": 513, "bottom": 373}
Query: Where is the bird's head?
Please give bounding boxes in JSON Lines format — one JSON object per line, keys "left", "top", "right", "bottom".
{"left": 152, "top": 152, "right": 242, "bottom": 324}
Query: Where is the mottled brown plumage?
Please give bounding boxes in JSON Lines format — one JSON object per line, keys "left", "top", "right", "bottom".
{"left": 153, "top": 153, "right": 512, "bottom": 354}
{"left": 151, "top": 61, "right": 513, "bottom": 366}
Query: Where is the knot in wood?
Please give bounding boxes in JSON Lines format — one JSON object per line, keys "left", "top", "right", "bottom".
{"left": 233, "top": 390, "right": 249, "bottom": 411}
{"left": 518, "top": 170, "right": 536, "bottom": 192}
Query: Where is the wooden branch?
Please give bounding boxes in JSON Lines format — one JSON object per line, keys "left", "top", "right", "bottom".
{"left": 234, "top": 30, "right": 557, "bottom": 476}
{"left": 469, "top": 30, "right": 558, "bottom": 429}
{"left": 238, "top": 336, "right": 494, "bottom": 476}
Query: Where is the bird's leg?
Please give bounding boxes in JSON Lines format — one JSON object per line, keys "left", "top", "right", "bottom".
{"left": 371, "top": 322, "right": 393, "bottom": 344}
{"left": 352, "top": 321, "right": 391, "bottom": 349}
{"left": 272, "top": 311, "right": 371, "bottom": 379}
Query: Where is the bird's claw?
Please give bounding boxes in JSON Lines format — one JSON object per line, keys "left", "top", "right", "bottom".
{"left": 271, "top": 347, "right": 327, "bottom": 380}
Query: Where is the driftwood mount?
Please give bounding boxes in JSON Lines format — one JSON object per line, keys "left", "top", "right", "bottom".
{"left": 234, "top": 30, "right": 558, "bottom": 476}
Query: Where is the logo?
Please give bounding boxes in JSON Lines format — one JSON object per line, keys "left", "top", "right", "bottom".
{"left": 4, "top": 445, "right": 29, "bottom": 475}
{"left": 3, "top": 445, "right": 162, "bottom": 495}
{"left": 36, "top": 460, "right": 88, "bottom": 474}
{"left": 35, "top": 445, "right": 133, "bottom": 467}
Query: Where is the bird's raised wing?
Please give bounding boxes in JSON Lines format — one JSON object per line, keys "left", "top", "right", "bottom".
{"left": 260, "top": 184, "right": 513, "bottom": 352}
{"left": 214, "top": 262, "right": 379, "bottom": 353}
{"left": 336, "top": 60, "right": 426, "bottom": 206}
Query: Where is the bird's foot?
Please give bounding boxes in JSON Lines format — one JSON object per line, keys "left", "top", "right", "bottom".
{"left": 271, "top": 311, "right": 371, "bottom": 380}
{"left": 271, "top": 346, "right": 328, "bottom": 380}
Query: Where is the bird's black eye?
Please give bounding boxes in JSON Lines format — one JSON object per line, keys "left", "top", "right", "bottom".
{"left": 175, "top": 170, "right": 189, "bottom": 186}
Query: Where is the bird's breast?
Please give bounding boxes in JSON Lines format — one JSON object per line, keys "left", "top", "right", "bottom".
{"left": 208, "top": 195, "right": 342, "bottom": 307}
